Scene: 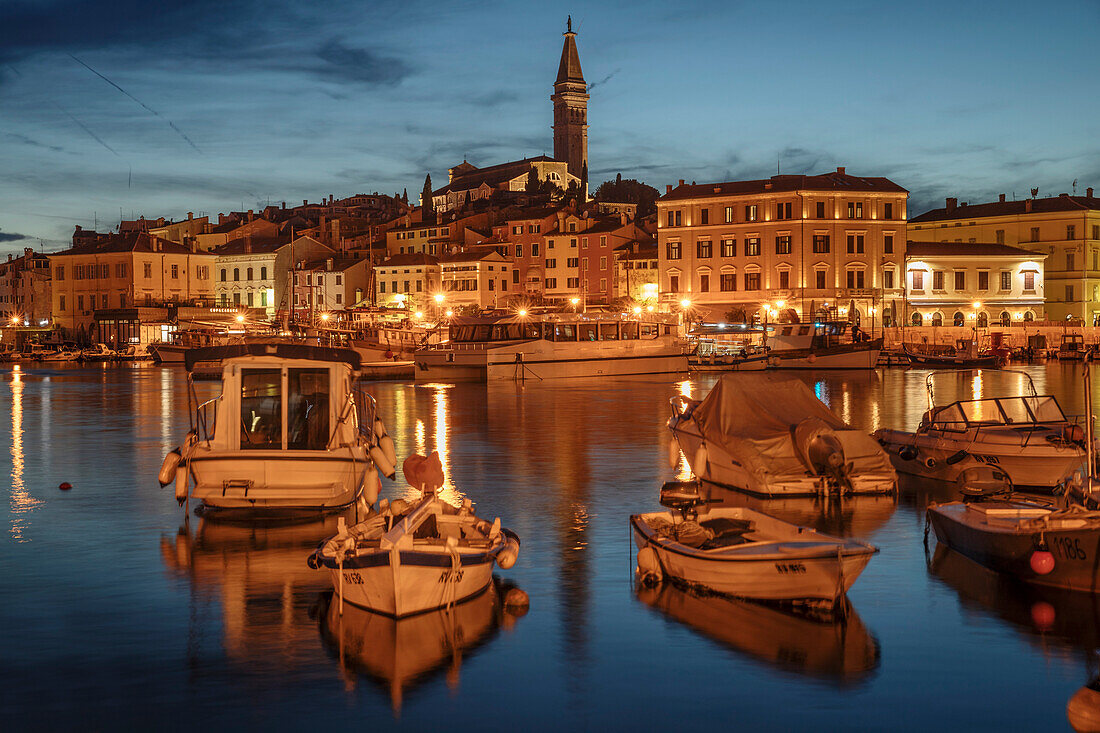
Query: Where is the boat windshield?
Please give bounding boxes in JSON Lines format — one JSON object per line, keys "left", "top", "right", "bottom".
{"left": 931, "top": 395, "right": 1066, "bottom": 429}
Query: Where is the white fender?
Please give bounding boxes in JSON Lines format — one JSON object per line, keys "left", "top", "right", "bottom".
{"left": 174, "top": 464, "right": 189, "bottom": 504}
{"left": 373, "top": 417, "right": 386, "bottom": 441}
{"left": 362, "top": 467, "right": 381, "bottom": 505}
{"left": 667, "top": 438, "right": 680, "bottom": 469}
{"left": 380, "top": 434, "right": 397, "bottom": 468}
{"left": 369, "top": 444, "right": 396, "bottom": 480}
{"left": 496, "top": 536, "right": 520, "bottom": 569}
{"left": 636, "top": 546, "right": 663, "bottom": 584}
{"left": 692, "top": 443, "right": 709, "bottom": 477}
{"left": 158, "top": 449, "right": 182, "bottom": 487}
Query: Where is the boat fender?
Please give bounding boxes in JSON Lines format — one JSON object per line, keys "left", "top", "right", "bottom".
{"left": 692, "top": 444, "right": 709, "bottom": 477}
{"left": 898, "top": 445, "right": 919, "bottom": 462}
{"left": 362, "top": 467, "right": 381, "bottom": 505}
{"left": 503, "top": 588, "right": 530, "bottom": 615}
{"left": 1063, "top": 424, "right": 1086, "bottom": 444}
{"left": 496, "top": 537, "right": 520, "bottom": 569}
{"left": 158, "top": 449, "right": 182, "bottom": 487}
{"left": 389, "top": 498, "right": 409, "bottom": 516}
{"left": 636, "top": 546, "right": 663, "bottom": 586}
{"left": 945, "top": 450, "right": 968, "bottom": 466}
{"left": 174, "top": 464, "right": 189, "bottom": 505}
{"left": 306, "top": 551, "right": 322, "bottom": 570}
{"left": 380, "top": 434, "right": 397, "bottom": 470}
{"left": 666, "top": 438, "right": 680, "bottom": 469}
{"left": 923, "top": 456, "right": 938, "bottom": 469}
{"left": 369, "top": 444, "right": 397, "bottom": 480}
{"left": 1030, "top": 549, "right": 1055, "bottom": 575}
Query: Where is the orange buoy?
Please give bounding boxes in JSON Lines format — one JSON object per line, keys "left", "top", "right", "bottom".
{"left": 1030, "top": 550, "right": 1055, "bottom": 575}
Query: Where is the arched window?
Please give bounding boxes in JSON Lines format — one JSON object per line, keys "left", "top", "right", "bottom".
{"left": 977, "top": 312, "right": 988, "bottom": 327}
{"left": 911, "top": 312, "right": 923, "bottom": 326}
{"left": 233, "top": 268, "right": 240, "bottom": 282}
{"left": 246, "top": 267, "right": 253, "bottom": 281}
{"left": 1000, "top": 311, "right": 1011, "bottom": 326}
{"left": 953, "top": 311, "right": 964, "bottom": 327}
{"left": 220, "top": 269, "right": 227, "bottom": 282}
{"left": 932, "top": 312, "right": 943, "bottom": 326}
{"left": 1024, "top": 311, "right": 1035, "bottom": 322}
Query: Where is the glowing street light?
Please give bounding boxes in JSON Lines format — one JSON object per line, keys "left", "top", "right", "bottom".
{"left": 434, "top": 293, "right": 445, "bottom": 304}
{"left": 570, "top": 297, "right": 580, "bottom": 305}
{"left": 235, "top": 314, "right": 245, "bottom": 324}
{"left": 445, "top": 309, "right": 453, "bottom": 318}
{"left": 415, "top": 311, "right": 424, "bottom": 319}
{"left": 320, "top": 312, "right": 330, "bottom": 322}
{"left": 9, "top": 315, "right": 19, "bottom": 325}
{"left": 680, "top": 299, "right": 691, "bottom": 309}
{"left": 646, "top": 305, "right": 654, "bottom": 312}
{"left": 776, "top": 300, "right": 786, "bottom": 309}
{"left": 633, "top": 306, "right": 642, "bottom": 315}
{"left": 517, "top": 309, "right": 528, "bottom": 317}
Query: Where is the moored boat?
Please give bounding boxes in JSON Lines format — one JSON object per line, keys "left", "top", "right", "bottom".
{"left": 767, "top": 321, "right": 881, "bottom": 370}
{"left": 631, "top": 504, "right": 877, "bottom": 611}
{"left": 904, "top": 337, "right": 1000, "bottom": 368}
{"left": 1058, "top": 333, "right": 1089, "bottom": 361}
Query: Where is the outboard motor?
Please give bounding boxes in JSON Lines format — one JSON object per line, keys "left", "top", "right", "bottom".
{"left": 794, "top": 417, "right": 853, "bottom": 493}
{"left": 957, "top": 465, "right": 1012, "bottom": 500}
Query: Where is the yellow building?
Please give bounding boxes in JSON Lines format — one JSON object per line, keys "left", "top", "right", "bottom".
{"left": 656, "top": 168, "right": 908, "bottom": 325}
{"left": 50, "top": 232, "right": 216, "bottom": 338}
{"left": 909, "top": 190, "right": 1100, "bottom": 322}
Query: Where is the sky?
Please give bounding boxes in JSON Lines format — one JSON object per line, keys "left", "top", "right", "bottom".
{"left": 1, "top": 0, "right": 1098, "bottom": 253}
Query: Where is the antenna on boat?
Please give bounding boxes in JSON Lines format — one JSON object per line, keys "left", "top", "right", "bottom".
{"left": 1087, "top": 361, "right": 1095, "bottom": 483}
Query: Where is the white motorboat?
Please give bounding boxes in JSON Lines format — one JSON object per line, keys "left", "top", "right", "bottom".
{"left": 40, "top": 347, "right": 81, "bottom": 362}
{"left": 874, "top": 369, "right": 1089, "bottom": 490}
{"left": 161, "top": 343, "right": 396, "bottom": 514}
{"left": 767, "top": 321, "right": 881, "bottom": 370}
{"left": 309, "top": 452, "right": 520, "bottom": 618}
{"left": 414, "top": 312, "right": 688, "bottom": 381}
{"left": 631, "top": 503, "right": 877, "bottom": 612}
{"left": 668, "top": 374, "right": 897, "bottom": 496}
{"left": 79, "top": 343, "right": 117, "bottom": 362}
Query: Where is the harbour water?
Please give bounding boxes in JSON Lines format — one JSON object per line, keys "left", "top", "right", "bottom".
{"left": 3, "top": 363, "right": 1100, "bottom": 730}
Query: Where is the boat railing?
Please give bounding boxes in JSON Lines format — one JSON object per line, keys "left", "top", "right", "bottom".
{"left": 353, "top": 380, "right": 378, "bottom": 442}
{"left": 193, "top": 396, "right": 219, "bottom": 442}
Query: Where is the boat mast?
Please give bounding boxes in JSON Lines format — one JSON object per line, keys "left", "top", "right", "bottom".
{"left": 1087, "top": 361, "right": 1094, "bottom": 482}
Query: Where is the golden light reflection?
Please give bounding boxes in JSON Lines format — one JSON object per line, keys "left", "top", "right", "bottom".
{"left": 9, "top": 369, "right": 41, "bottom": 542}
{"left": 414, "top": 418, "right": 426, "bottom": 455}
{"left": 405, "top": 385, "right": 464, "bottom": 507}
{"left": 678, "top": 380, "right": 692, "bottom": 399}
{"left": 972, "top": 371, "right": 983, "bottom": 402}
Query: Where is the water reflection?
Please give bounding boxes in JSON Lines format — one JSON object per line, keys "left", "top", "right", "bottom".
{"left": 635, "top": 582, "right": 879, "bottom": 685}
{"left": 319, "top": 580, "right": 525, "bottom": 715}
{"left": 8, "top": 366, "right": 41, "bottom": 542}
{"left": 702, "top": 483, "right": 897, "bottom": 538}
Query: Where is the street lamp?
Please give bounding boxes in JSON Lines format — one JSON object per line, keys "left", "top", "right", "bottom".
{"left": 434, "top": 293, "right": 445, "bottom": 304}
{"left": 320, "top": 312, "right": 330, "bottom": 322}
{"left": 633, "top": 306, "right": 642, "bottom": 315}
{"left": 235, "top": 314, "right": 245, "bottom": 324}
{"left": 445, "top": 309, "right": 453, "bottom": 318}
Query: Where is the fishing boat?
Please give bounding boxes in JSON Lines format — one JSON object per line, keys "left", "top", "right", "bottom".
{"left": 1058, "top": 333, "right": 1089, "bottom": 361}
{"left": 308, "top": 452, "right": 521, "bottom": 617}
{"left": 160, "top": 343, "right": 396, "bottom": 515}
{"left": 766, "top": 321, "right": 881, "bottom": 370}
{"left": 903, "top": 337, "right": 1000, "bottom": 368}
{"left": 668, "top": 374, "right": 897, "bottom": 496}
{"left": 874, "top": 369, "right": 1089, "bottom": 490}
{"left": 631, "top": 502, "right": 877, "bottom": 612}
{"left": 40, "top": 346, "right": 81, "bottom": 362}
{"left": 413, "top": 312, "right": 688, "bottom": 381}
{"left": 79, "top": 343, "right": 117, "bottom": 362}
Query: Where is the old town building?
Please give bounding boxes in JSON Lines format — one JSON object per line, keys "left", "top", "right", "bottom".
{"left": 374, "top": 253, "right": 441, "bottom": 311}
{"left": 656, "top": 168, "right": 908, "bottom": 325}
{"left": 909, "top": 190, "right": 1100, "bottom": 322}
{"left": 439, "top": 251, "right": 512, "bottom": 308}
{"left": 0, "top": 248, "right": 52, "bottom": 325}
{"left": 291, "top": 256, "right": 371, "bottom": 319}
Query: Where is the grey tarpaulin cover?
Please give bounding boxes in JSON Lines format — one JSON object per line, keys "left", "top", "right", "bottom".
{"left": 689, "top": 374, "right": 893, "bottom": 488}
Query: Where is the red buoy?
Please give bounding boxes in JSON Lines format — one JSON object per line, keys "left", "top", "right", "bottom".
{"left": 1030, "top": 550, "right": 1055, "bottom": 575}
{"left": 58, "top": 482, "right": 72, "bottom": 491}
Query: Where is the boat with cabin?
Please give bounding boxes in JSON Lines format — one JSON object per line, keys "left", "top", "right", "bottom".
{"left": 668, "top": 374, "right": 897, "bottom": 497}
{"left": 904, "top": 336, "right": 1000, "bottom": 368}
{"left": 767, "top": 321, "right": 881, "bottom": 370}
{"left": 874, "top": 369, "right": 1089, "bottom": 490}
{"left": 159, "top": 343, "right": 396, "bottom": 515}
{"left": 1058, "top": 332, "right": 1089, "bottom": 361}
{"left": 413, "top": 312, "right": 688, "bottom": 381}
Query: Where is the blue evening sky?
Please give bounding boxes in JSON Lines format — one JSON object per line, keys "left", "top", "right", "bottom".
{"left": 1, "top": 0, "right": 1097, "bottom": 250}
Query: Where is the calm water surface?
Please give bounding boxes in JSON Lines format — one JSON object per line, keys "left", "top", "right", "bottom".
{"left": 3, "top": 363, "right": 1100, "bottom": 730}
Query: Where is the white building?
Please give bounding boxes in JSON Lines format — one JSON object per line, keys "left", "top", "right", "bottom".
{"left": 439, "top": 250, "right": 513, "bottom": 308}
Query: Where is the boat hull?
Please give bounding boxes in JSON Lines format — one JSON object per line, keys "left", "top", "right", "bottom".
{"left": 689, "top": 355, "right": 770, "bottom": 372}
{"left": 416, "top": 350, "right": 688, "bottom": 381}
{"left": 928, "top": 503, "right": 1100, "bottom": 592}
{"left": 771, "top": 339, "right": 881, "bottom": 370}
{"left": 150, "top": 343, "right": 188, "bottom": 364}
{"left": 903, "top": 349, "right": 999, "bottom": 368}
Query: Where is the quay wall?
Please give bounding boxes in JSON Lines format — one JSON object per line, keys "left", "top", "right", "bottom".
{"left": 880, "top": 325, "right": 1096, "bottom": 350}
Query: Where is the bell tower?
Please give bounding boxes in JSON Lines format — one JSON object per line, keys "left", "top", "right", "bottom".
{"left": 551, "top": 16, "right": 589, "bottom": 189}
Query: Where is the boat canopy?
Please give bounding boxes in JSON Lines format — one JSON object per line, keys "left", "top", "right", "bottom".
{"left": 929, "top": 395, "right": 1067, "bottom": 429}
{"left": 689, "top": 374, "right": 893, "bottom": 483}
{"left": 184, "top": 343, "right": 362, "bottom": 371}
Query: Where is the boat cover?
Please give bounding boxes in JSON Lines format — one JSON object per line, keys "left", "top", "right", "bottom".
{"left": 688, "top": 374, "right": 893, "bottom": 486}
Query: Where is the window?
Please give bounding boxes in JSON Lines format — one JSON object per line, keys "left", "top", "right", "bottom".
{"left": 813, "top": 235, "right": 830, "bottom": 253}
{"left": 720, "top": 273, "right": 736, "bottom": 291}
{"left": 115, "top": 263, "right": 125, "bottom": 277}
{"left": 744, "top": 272, "right": 761, "bottom": 290}
{"left": 745, "top": 205, "right": 758, "bottom": 222}
{"left": 100, "top": 263, "right": 108, "bottom": 279}
{"left": 884, "top": 235, "right": 894, "bottom": 254}
{"left": 996, "top": 230, "right": 1005, "bottom": 245}
{"left": 721, "top": 239, "right": 736, "bottom": 257}
{"left": 847, "top": 202, "right": 863, "bottom": 218}
{"left": 775, "top": 202, "right": 792, "bottom": 220}
{"left": 544, "top": 257, "right": 557, "bottom": 269}
{"left": 1030, "top": 227, "right": 1040, "bottom": 241}
{"left": 933, "top": 271, "right": 944, "bottom": 290}
{"left": 954, "top": 271, "right": 966, "bottom": 291}
{"left": 171, "top": 264, "right": 179, "bottom": 279}
{"left": 262, "top": 291, "right": 269, "bottom": 307}
{"left": 884, "top": 202, "right": 893, "bottom": 219}
{"left": 600, "top": 236, "right": 607, "bottom": 247}
{"left": 816, "top": 201, "right": 825, "bottom": 218}
{"left": 548, "top": 240, "right": 555, "bottom": 250}
{"left": 512, "top": 270, "right": 519, "bottom": 284}
{"left": 700, "top": 209, "right": 709, "bottom": 225}
{"left": 1068, "top": 252, "right": 1075, "bottom": 270}
{"left": 778, "top": 270, "right": 790, "bottom": 289}
{"left": 815, "top": 270, "right": 826, "bottom": 289}
{"left": 55, "top": 265, "right": 64, "bottom": 281}
{"left": 775, "top": 235, "right": 791, "bottom": 255}
{"left": 846, "top": 234, "right": 865, "bottom": 254}
{"left": 515, "top": 244, "right": 523, "bottom": 258}
{"left": 724, "top": 206, "right": 734, "bottom": 223}
{"left": 699, "top": 274, "right": 710, "bottom": 292}
{"left": 666, "top": 242, "right": 682, "bottom": 260}
{"left": 246, "top": 291, "right": 254, "bottom": 307}
{"left": 697, "top": 240, "right": 712, "bottom": 258}
{"left": 567, "top": 277, "right": 579, "bottom": 288}
{"left": 545, "top": 277, "right": 558, "bottom": 289}
{"left": 1094, "top": 226, "right": 1100, "bottom": 241}
{"left": 335, "top": 274, "right": 341, "bottom": 286}
{"left": 746, "top": 238, "right": 760, "bottom": 256}
{"left": 403, "top": 280, "right": 410, "bottom": 292}
{"left": 528, "top": 224, "right": 539, "bottom": 234}
{"left": 582, "top": 238, "right": 588, "bottom": 249}
{"left": 1066, "top": 284, "right": 1074, "bottom": 301}
{"left": 600, "top": 256, "right": 607, "bottom": 270}
{"left": 488, "top": 279, "right": 494, "bottom": 291}
{"left": 1001, "top": 311, "right": 1011, "bottom": 326}
{"left": 669, "top": 274, "right": 680, "bottom": 292}
{"left": 415, "top": 279, "right": 422, "bottom": 292}
{"left": 567, "top": 257, "right": 579, "bottom": 267}
{"left": 77, "top": 295, "right": 84, "bottom": 312}
{"left": 512, "top": 225, "right": 523, "bottom": 235}
{"left": 244, "top": 267, "right": 252, "bottom": 281}
{"left": 570, "top": 238, "right": 577, "bottom": 248}
{"left": 978, "top": 271, "right": 989, "bottom": 290}
{"left": 1068, "top": 225, "right": 1076, "bottom": 240}
{"left": 59, "top": 295, "right": 65, "bottom": 312}
{"left": 532, "top": 242, "right": 540, "bottom": 257}
{"left": 846, "top": 270, "right": 865, "bottom": 288}
{"left": 240, "top": 369, "right": 282, "bottom": 450}
{"left": 233, "top": 268, "right": 240, "bottom": 281}
{"left": 380, "top": 282, "right": 386, "bottom": 293}
{"left": 884, "top": 270, "right": 894, "bottom": 289}
{"left": 911, "top": 312, "right": 923, "bottom": 326}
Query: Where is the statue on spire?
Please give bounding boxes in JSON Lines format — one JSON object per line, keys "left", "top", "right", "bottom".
{"left": 567, "top": 15, "right": 572, "bottom": 33}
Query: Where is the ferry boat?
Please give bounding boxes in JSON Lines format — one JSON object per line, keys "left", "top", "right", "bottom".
{"left": 767, "top": 321, "right": 881, "bottom": 370}
{"left": 160, "top": 343, "right": 396, "bottom": 515}
{"left": 413, "top": 313, "right": 688, "bottom": 381}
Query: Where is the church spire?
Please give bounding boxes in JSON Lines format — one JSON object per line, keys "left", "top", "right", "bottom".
{"left": 552, "top": 17, "right": 589, "bottom": 187}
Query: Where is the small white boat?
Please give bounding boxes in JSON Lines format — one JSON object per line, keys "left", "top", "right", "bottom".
{"left": 162, "top": 343, "right": 395, "bottom": 514}
{"left": 309, "top": 452, "right": 520, "bottom": 618}
{"left": 79, "top": 343, "right": 117, "bottom": 362}
{"left": 669, "top": 374, "right": 896, "bottom": 496}
{"left": 874, "top": 369, "right": 1089, "bottom": 490}
{"left": 767, "top": 321, "right": 881, "bottom": 370}
{"left": 631, "top": 504, "right": 877, "bottom": 611}
{"left": 40, "top": 348, "right": 81, "bottom": 362}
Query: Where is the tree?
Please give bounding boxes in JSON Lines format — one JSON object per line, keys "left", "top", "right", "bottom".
{"left": 593, "top": 175, "right": 660, "bottom": 217}
{"left": 421, "top": 174, "right": 435, "bottom": 222}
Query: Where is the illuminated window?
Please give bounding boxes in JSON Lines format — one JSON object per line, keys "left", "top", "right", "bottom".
{"left": 697, "top": 241, "right": 712, "bottom": 258}
{"left": 720, "top": 273, "right": 736, "bottom": 291}
{"left": 744, "top": 205, "right": 758, "bottom": 222}
{"left": 775, "top": 236, "right": 791, "bottom": 255}
{"left": 721, "top": 239, "right": 736, "bottom": 257}
{"left": 744, "top": 272, "right": 761, "bottom": 290}
{"left": 666, "top": 242, "right": 682, "bottom": 260}
{"left": 724, "top": 206, "right": 734, "bottom": 223}
{"left": 813, "top": 235, "right": 829, "bottom": 253}
{"left": 746, "top": 238, "right": 760, "bottom": 256}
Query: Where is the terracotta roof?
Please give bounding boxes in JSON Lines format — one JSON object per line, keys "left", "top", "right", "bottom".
{"left": 212, "top": 235, "right": 290, "bottom": 256}
{"left": 50, "top": 232, "right": 203, "bottom": 257}
{"left": 905, "top": 241, "right": 1045, "bottom": 258}
{"left": 659, "top": 171, "right": 907, "bottom": 202}
{"left": 440, "top": 250, "right": 505, "bottom": 263}
{"left": 298, "top": 257, "right": 365, "bottom": 272}
{"left": 910, "top": 195, "right": 1100, "bottom": 223}
{"left": 434, "top": 157, "right": 561, "bottom": 196}
{"left": 378, "top": 253, "right": 439, "bottom": 267}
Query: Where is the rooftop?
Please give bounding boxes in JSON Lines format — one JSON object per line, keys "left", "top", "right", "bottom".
{"left": 905, "top": 240, "right": 1046, "bottom": 258}
{"left": 51, "top": 232, "right": 204, "bottom": 257}
{"left": 659, "top": 169, "right": 907, "bottom": 202}
{"left": 911, "top": 194, "right": 1100, "bottom": 223}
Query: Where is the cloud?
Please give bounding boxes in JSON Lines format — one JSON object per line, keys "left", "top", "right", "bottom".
{"left": 4, "top": 133, "right": 63, "bottom": 153}
{"left": 308, "top": 40, "right": 413, "bottom": 86}
{"left": 0, "top": 229, "right": 29, "bottom": 243}
{"left": 587, "top": 68, "right": 620, "bottom": 92}
{"left": 469, "top": 90, "right": 521, "bottom": 107}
